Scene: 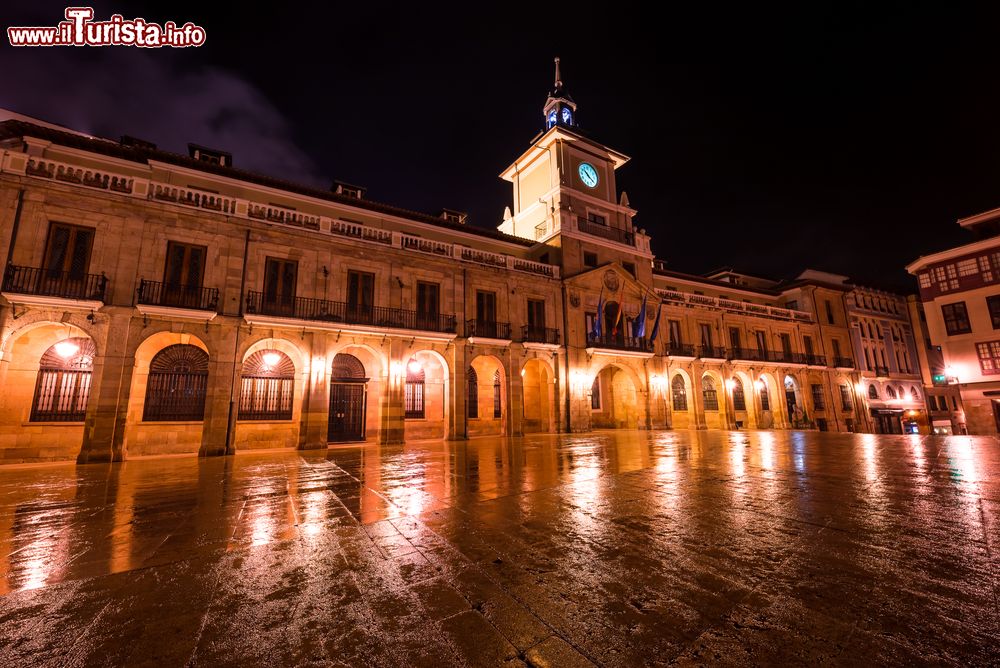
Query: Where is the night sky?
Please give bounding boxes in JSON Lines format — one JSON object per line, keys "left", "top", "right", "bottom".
{"left": 3, "top": 2, "right": 999, "bottom": 291}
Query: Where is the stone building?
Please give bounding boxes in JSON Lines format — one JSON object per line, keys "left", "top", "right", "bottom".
{"left": 0, "top": 70, "right": 907, "bottom": 463}
{"left": 907, "top": 206, "right": 1000, "bottom": 435}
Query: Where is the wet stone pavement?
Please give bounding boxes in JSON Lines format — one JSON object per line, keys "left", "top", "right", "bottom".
{"left": 0, "top": 431, "right": 998, "bottom": 666}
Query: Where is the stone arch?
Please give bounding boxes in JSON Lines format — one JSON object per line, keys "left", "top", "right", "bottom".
{"left": 122, "top": 332, "right": 211, "bottom": 457}
{"left": 0, "top": 321, "right": 96, "bottom": 462}
{"left": 468, "top": 354, "right": 507, "bottom": 436}
{"left": 669, "top": 369, "right": 695, "bottom": 429}
{"left": 233, "top": 339, "right": 303, "bottom": 450}
{"left": 757, "top": 373, "right": 781, "bottom": 429}
{"left": 731, "top": 370, "right": 755, "bottom": 429}
{"left": 784, "top": 373, "right": 807, "bottom": 427}
{"left": 701, "top": 370, "right": 727, "bottom": 429}
{"left": 403, "top": 348, "right": 450, "bottom": 440}
{"left": 521, "top": 358, "right": 555, "bottom": 433}
{"left": 330, "top": 341, "right": 387, "bottom": 379}
{"left": 330, "top": 345, "right": 385, "bottom": 443}
{"left": 591, "top": 362, "right": 645, "bottom": 430}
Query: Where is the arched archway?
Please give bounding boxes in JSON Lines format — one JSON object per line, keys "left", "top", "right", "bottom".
{"left": 669, "top": 370, "right": 694, "bottom": 429}
{"left": 234, "top": 341, "right": 302, "bottom": 451}
{"left": 701, "top": 371, "right": 727, "bottom": 429}
{"left": 730, "top": 372, "right": 753, "bottom": 429}
{"left": 468, "top": 354, "right": 507, "bottom": 436}
{"left": 521, "top": 358, "right": 554, "bottom": 433}
{"left": 784, "top": 374, "right": 806, "bottom": 427}
{"left": 404, "top": 349, "right": 450, "bottom": 440}
{"left": 591, "top": 363, "right": 642, "bottom": 429}
{"left": 756, "top": 373, "right": 780, "bottom": 429}
{"left": 329, "top": 352, "right": 368, "bottom": 442}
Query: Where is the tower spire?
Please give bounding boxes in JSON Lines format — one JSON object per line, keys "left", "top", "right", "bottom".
{"left": 543, "top": 57, "right": 576, "bottom": 130}
{"left": 554, "top": 56, "right": 562, "bottom": 89}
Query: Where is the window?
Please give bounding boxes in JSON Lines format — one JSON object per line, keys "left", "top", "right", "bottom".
{"left": 885, "top": 385, "right": 897, "bottom": 399}
{"left": 239, "top": 350, "right": 294, "bottom": 420}
{"left": 976, "top": 340, "right": 1000, "bottom": 375}
{"left": 143, "top": 344, "right": 209, "bottom": 421}
{"left": 583, "top": 251, "right": 598, "bottom": 268}
{"left": 405, "top": 365, "right": 425, "bottom": 418}
{"left": 416, "top": 281, "right": 440, "bottom": 328}
{"left": 957, "top": 258, "right": 979, "bottom": 276}
{"left": 868, "top": 384, "right": 879, "bottom": 400}
{"left": 732, "top": 380, "right": 746, "bottom": 411}
{"left": 527, "top": 299, "right": 546, "bottom": 335}
{"left": 671, "top": 375, "right": 687, "bottom": 411}
{"left": 780, "top": 333, "right": 792, "bottom": 356}
{"left": 811, "top": 384, "right": 825, "bottom": 410}
{"left": 702, "top": 376, "right": 719, "bottom": 411}
{"left": 668, "top": 320, "right": 682, "bottom": 346}
{"left": 263, "top": 257, "right": 297, "bottom": 314}
{"left": 30, "top": 337, "right": 94, "bottom": 422}
{"left": 729, "top": 327, "right": 741, "bottom": 350}
{"left": 988, "top": 296, "right": 1000, "bottom": 330}
{"left": 493, "top": 370, "right": 502, "bottom": 418}
{"left": 942, "top": 302, "right": 972, "bottom": 335}
{"left": 467, "top": 367, "right": 478, "bottom": 418}
{"left": 622, "top": 262, "right": 636, "bottom": 278}
{"left": 44, "top": 222, "right": 95, "bottom": 281}
{"left": 163, "top": 241, "right": 206, "bottom": 293}
{"left": 755, "top": 330, "right": 767, "bottom": 353}
{"left": 587, "top": 212, "right": 606, "bottom": 225}
{"left": 825, "top": 300, "right": 835, "bottom": 324}
{"left": 839, "top": 385, "right": 852, "bottom": 411}
{"left": 919, "top": 272, "right": 931, "bottom": 288}
{"left": 591, "top": 376, "right": 602, "bottom": 410}
{"left": 699, "top": 324, "right": 712, "bottom": 348}
{"left": 347, "top": 270, "right": 375, "bottom": 318}
{"left": 803, "top": 336, "right": 814, "bottom": 357}
{"left": 759, "top": 381, "right": 770, "bottom": 411}
{"left": 476, "top": 290, "right": 497, "bottom": 324}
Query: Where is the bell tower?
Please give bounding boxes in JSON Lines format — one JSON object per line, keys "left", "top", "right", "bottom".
{"left": 497, "top": 60, "right": 653, "bottom": 278}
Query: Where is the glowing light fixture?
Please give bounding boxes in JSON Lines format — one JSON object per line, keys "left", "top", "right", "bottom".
{"left": 54, "top": 340, "right": 80, "bottom": 359}
{"left": 855, "top": 382, "right": 865, "bottom": 394}
{"left": 407, "top": 357, "right": 422, "bottom": 374}
{"left": 262, "top": 351, "right": 281, "bottom": 368}
{"left": 754, "top": 379, "right": 765, "bottom": 391}
{"left": 725, "top": 378, "right": 737, "bottom": 390}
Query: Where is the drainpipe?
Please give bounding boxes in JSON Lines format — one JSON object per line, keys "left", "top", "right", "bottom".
{"left": 224, "top": 228, "right": 251, "bottom": 456}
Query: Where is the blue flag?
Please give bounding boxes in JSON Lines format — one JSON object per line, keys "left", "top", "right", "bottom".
{"left": 592, "top": 287, "right": 604, "bottom": 339}
{"left": 649, "top": 302, "right": 663, "bottom": 343}
{"left": 633, "top": 295, "right": 647, "bottom": 338}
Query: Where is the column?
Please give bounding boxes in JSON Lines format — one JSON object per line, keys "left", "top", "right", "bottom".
{"left": 79, "top": 310, "right": 129, "bottom": 463}
{"left": 298, "top": 331, "right": 329, "bottom": 449}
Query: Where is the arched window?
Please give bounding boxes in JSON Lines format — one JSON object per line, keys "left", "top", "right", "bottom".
{"left": 732, "top": 378, "right": 746, "bottom": 411}
{"left": 467, "top": 366, "right": 478, "bottom": 418}
{"left": 896, "top": 385, "right": 906, "bottom": 400}
{"left": 144, "top": 344, "right": 209, "bottom": 421}
{"left": 868, "top": 384, "right": 880, "bottom": 400}
{"left": 31, "top": 337, "right": 95, "bottom": 422}
{"left": 239, "top": 349, "right": 294, "bottom": 420}
{"left": 910, "top": 385, "right": 921, "bottom": 402}
{"left": 493, "top": 369, "right": 502, "bottom": 418}
{"left": 405, "top": 364, "right": 425, "bottom": 419}
{"left": 591, "top": 376, "right": 601, "bottom": 409}
{"left": 702, "top": 376, "right": 719, "bottom": 411}
{"left": 886, "top": 385, "right": 897, "bottom": 400}
{"left": 671, "top": 375, "right": 687, "bottom": 411}
{"left": 759, "top": 379, "right": 770, "bottom": 411}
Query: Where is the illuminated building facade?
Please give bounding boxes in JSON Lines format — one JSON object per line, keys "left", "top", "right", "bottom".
{"left": 0, "top": 70, "right": 916, "bottom": 463}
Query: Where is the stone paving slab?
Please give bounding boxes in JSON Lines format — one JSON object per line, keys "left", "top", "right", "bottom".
{"left": 0, "top": 430, "right": 998, "bottom": 666}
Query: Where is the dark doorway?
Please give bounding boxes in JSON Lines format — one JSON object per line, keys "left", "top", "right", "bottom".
{"left": 329, "top": 353, "right": 368, "bottom": 442}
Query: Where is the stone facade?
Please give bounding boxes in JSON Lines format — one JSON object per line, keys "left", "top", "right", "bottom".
{"left": 0, "top": 79, "right": 927, "bottom": 463}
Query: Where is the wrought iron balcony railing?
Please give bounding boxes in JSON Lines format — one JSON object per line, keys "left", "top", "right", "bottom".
{"left": 833, "top": 357, "right": 855, "bottom": 369}
{"left": 804, "top": 354, "right": 828, "bottom": 367}
{"left": 466, "top": 319, "right": 511, "bottom": 340}
{"left": 730, "top": 347, "right": 768, "bottom": 362}
{"left": 577, "top": 217, "right": 635, "bottom": 246}
{"left": 586, "top": 333, "right": 653, "bottom": 353}
{"left": 137, "top": 280, "right": 219, "bottom": 311}
{"left": 699, "top": 345, "right": 729, "bottom": 359}
{"left": 521, "top": 326, "right": 560, "bottom": 345}
{"left": 3, "top": 264, "right": 108, "bottom": 302}
{"left": 245, "top": 291, "right": 457, "bottom": 334}
{"left": 665, "top": 342, "right": 697, "bottom": 357}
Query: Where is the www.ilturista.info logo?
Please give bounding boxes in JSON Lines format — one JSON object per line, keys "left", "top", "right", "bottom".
{"left": 7, "top": 7, "right": 206, "bottom": 47}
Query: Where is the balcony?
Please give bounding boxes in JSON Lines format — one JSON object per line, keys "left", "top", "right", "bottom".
{"left": 137, "top": 280, "right": 219, "bottom": 312}
{"left": 833, "top": 357, "right": 855, "bottom": 369}
{"left": 699, "top": 345, "right": 729, "bottom": 360}
{"left": 771, "top": 351, "right": 811, "bottom": 365}
{"left": 586, "top": 333, "right": 653, "bottom": 355}
{"left": 522, "top": 326, "right": 560, "bottom": 345}
{"left": 3, "top": 264, "right": 107, "bottom": 303}
{"left": 577, "top": 217, "right": 635, "bottom": 246}
{"left": 804, "top": 354, "right": 828, "bottom": 367}
{"left": 245, "top": 291, "right": 456, "bottom": 334}
{"left": 665, "top": 342, "right": 697, "bottom": 358}
{"left": 730, "top": 347, "right": 767, "bottom": 362}
{"left": 466, "top": 319, "right": 511, "bottom": 341}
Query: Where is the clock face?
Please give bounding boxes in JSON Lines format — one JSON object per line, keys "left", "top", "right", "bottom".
{"left": 578, "top": 162, "right": 599, "bottom": 188}
{"left": 561, "top": 107, "right": 573, "bottom": 124}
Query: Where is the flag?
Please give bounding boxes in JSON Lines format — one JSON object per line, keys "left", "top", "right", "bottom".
{"left": 633, "top": 295, "right": 647, "bottom": 338}
{"left": 610, "top": 282, "right": 625, "bottom": 336}
{"left": 649, "top": 302, "right": 663, "bottom": 343}
{"left": 592, "top": 287, "right": 604, "bottom": 339}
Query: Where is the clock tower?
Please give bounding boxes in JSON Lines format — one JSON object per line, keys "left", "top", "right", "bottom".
{"left": 497, "top": 59, "right": 653, "bottom": 280}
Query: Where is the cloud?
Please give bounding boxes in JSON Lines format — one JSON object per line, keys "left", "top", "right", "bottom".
{"left": 0, "top": 47, "right": 323, "bottom": 185}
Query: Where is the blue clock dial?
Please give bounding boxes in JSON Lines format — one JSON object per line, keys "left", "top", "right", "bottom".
{"left": 578, "top": 162, "right": 598, "bottom": 188}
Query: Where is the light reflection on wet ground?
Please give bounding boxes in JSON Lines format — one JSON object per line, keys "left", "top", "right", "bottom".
{"left": 0, "top": 430, "right": 997, "bottom": 665}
